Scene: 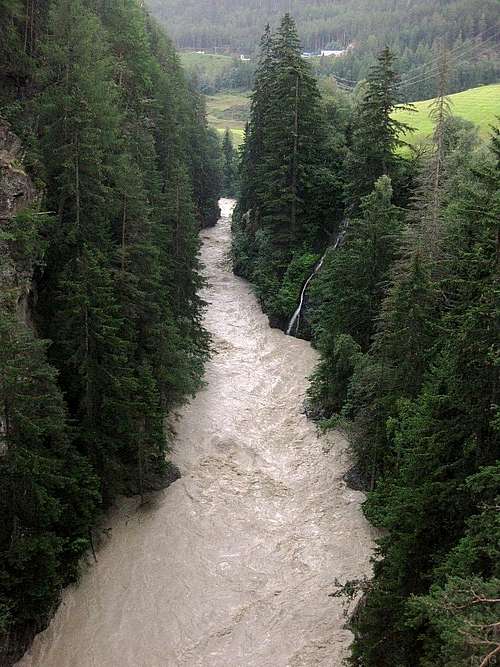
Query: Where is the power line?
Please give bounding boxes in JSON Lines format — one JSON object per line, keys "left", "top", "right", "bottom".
{"left": 326, "top": 28, "right": 500, "bottom": 93}
{"left": 330, "top": 75, "right": 355, "bottom": 90}
{"left": 400, "top": 29, "right": 500, "bottom": 88}
{"left": 329, "top": 73, "right": 358, "bottom": 85}
{"left": 399, "top": 44, "right": 499, "bottom": 91}
{"left": 400, "top": 26, "right": 500, "bottom": 84}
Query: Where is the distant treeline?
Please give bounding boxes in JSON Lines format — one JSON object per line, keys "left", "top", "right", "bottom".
{"left": 0, "top": 0, "right": 220, "bottom": 662}
{"left": 147, "top": 0, "right": 500, "bottom": 99}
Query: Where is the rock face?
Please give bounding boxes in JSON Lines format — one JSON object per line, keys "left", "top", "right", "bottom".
{"left": 0, "top": 120, "right": 39, "bottom": 323}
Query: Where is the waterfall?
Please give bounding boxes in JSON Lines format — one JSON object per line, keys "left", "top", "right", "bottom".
{"left": 286, "top": 223, "right": 348, "bottom": 337}
{"left": 286, "top": 254, "right": 326, "bottom": 336}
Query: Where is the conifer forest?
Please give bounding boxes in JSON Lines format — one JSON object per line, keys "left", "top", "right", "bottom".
{"left": 0, "top": 1, "right": 498, "bottom": 666}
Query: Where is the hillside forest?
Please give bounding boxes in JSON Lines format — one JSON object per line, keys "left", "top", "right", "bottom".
{"left": 232, "top": 15, "right": 499, "bottom": 666}
{"left": 0, "top": 0, "right": 221, "bottom": 662}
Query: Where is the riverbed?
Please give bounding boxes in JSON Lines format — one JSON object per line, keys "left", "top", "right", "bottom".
{"left": 18, "top": 199, "right": 376, "bottom": 667}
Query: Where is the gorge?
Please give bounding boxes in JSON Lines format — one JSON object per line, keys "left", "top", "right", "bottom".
{"left": 17, "top": 200, "right": 376, "bottom": 667}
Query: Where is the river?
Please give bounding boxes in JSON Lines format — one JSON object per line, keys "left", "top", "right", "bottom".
{"left": 18, "top": 199, "right": 376, "bottom": 667}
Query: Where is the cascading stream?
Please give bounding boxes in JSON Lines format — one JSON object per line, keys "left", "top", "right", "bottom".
{"left": 286, "top": 254, "right": 326, "bottom": 336}
{"left": 286, "top": 223, "right": 348, "bottom": 336}
{"left": 18, "top": 200, "right": 375, "bottom": 667}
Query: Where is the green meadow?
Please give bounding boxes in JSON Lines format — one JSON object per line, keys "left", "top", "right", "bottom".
{"left": 204, "top": 83, "right": 499, "bottom": 149}
{"left": 179, "top": 51, "right": 234, "bottom": 75}
{"left": 394, "top": 83, "right": 500, "bottom": 143}
{"left": 205, "top": 92, "right": 250, "bottom": 146}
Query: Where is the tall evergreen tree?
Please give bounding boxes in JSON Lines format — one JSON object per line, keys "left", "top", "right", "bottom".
{"left": 234, "top": 15, "right": 339, "bottom": 320}
{"left": 408, "top": 47, "right": 452, "bottom": 257}
{"left": 346, "top": 47, "right": 414, "bottom": 213}
{"left": 260, "top": 14, "right": 334, "bottom": 249}
{"left": 0, "top": 312, "right": 100, "bottom": 659}
{"left": 309, "top": 175, "right": 403, "bottom": 420}
{"left": 347, "top": 126, "right": 500, "bottom": 667}
{"left": 238, "top": 23, "right": 274, "bottom": 218}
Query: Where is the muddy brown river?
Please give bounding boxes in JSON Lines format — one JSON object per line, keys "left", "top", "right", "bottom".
{"left": 18, "top": 199, "right": 376, "bottom": 667}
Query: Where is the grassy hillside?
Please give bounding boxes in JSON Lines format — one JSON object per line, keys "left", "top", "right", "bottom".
{"left": 205, "top": 83, "right": 499, "bottom": 151}
{"left": 179, "top": 50, "right": 254, "bottom": 96}
{"left": 178, "top": 51, "right": 499, "bottom": 147}
{"left": 394, "top": 83, "right": 500, "bottom": 143}
{"left": 206, "top": 92, "right": 249, "bottom": 146}
{"left": 179, "top": 51, "right": 233, "bottom": 75}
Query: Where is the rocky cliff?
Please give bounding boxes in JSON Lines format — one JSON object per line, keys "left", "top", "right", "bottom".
{"left": 0, "top": 120, "right": 39, "bottom": 323}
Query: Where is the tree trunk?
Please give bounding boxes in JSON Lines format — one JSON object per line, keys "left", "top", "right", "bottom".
{"left": 291, "top": 73, "right": 299, "bottom": 240}
{"left": 75, "top": 140, "right": 80, "bottom": 229}
{"left": 121, "top": 196, "right": 127, "bottom": 273}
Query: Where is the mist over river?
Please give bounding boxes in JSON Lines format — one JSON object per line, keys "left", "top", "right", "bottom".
{"left": 18, "top": 200, "right": 376, "bottom": 667}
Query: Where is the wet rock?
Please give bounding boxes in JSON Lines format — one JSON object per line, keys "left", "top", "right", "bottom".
{"left": 151, "top": 461, "right": 182, "bottom": 490}
{"left": 343, "top": 465, "right": 370, "bottom": 492}
{"left": 126, "top": 461, "right": 182, "bottom": 496}
{"left": 200, "top": 202, "right": 221, "bottom": 228}
{"left": 267, "top": 312, "right": 289, "bottom": 332}
{"left": 302, "top": 398, "right": 327, "bottom": 422}
{"left": 0, "top": 119, "right": 39, "bottom": 322}
{"left": 0, "top": 122, "right": 37, "bottom": 222}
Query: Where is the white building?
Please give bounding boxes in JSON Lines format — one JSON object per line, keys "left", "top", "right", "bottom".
{"left": 321, "top": 49, "right": 346, "bottom": 57}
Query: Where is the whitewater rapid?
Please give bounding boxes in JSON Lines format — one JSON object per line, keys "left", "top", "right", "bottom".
{"left": 18, "top": 199, "right": 376, "bottom": 667}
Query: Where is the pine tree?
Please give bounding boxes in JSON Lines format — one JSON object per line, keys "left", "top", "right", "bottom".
{"left": 408, "top": 47, "right": 452, "bottom": 258}
{"left": 261, "top": 14, "right": 333, "bottom": 249}
{"left": 346, "top": 47, "right": 414, "bottom": 213}
{"left": 407, "top": 464, "right": 500, "bottom": 667}
{"left": 0, "top": 312, "right": 100, "bottom": 653}
{"left": 0, "top": 0, "right": 219, "bottom": 654}
{"left": 346, "top": 52, "right": 455, "bottom": 484}
{"left": 0, "top": 0, "right": 27, "bottom": 104}
{"left": 348, "top": 126, "right": 500, "bottom": 667}
{"left": 309, "top": 176, "right": 403, "bottom": 418}
{"left": 239, "top": 23, "right": 274, "bottom": 218}
{"left": 234, "top": 24, "right": 276, "bottom": 283}
{"left": 36, "top": 0, "right": 121, "bottom": 254}
{"left": 234, "top": 15, "right": 338, "bottom": 319}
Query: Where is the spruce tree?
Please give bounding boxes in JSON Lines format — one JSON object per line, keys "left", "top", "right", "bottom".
{"left": 348, "top": 126, "right": 500, "bottom": 667}
{"left": 346, "top": 47, "right": 414, "bottom": 213}
{"left": 234, "top": 15, "right": 338, "bottom": 319}
{"left": 261, "top": 14, "right": 333, "bottom": 249}
{"left": 239, "top": 23, "right": 274, "bottom": 218}
{"left": 309, "top": 176, "right": 403, "bottom": 417}
{"left": 0, "top": 312, "right": 99, "bottom": 652}
{"left": 0, "top": 0, "right": 219, "bottom": 654}
{"left": 408, "top": 47, "right": 452, "bottom": 257}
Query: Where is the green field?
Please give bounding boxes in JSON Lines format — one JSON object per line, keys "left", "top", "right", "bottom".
{"left": 204, "top": 83, "right": 499, "bottom": 149}
{"left": 393, "top": 83, "right": 500, "bottom": 143}
{"left": 178, "top": 53, "right": 249, "bottom": 146}
{"left": 205, "top": 92, "right": 250, "bottom": 146}
{"left": 179, "top": 52, "right": 234, "bottom": 76}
